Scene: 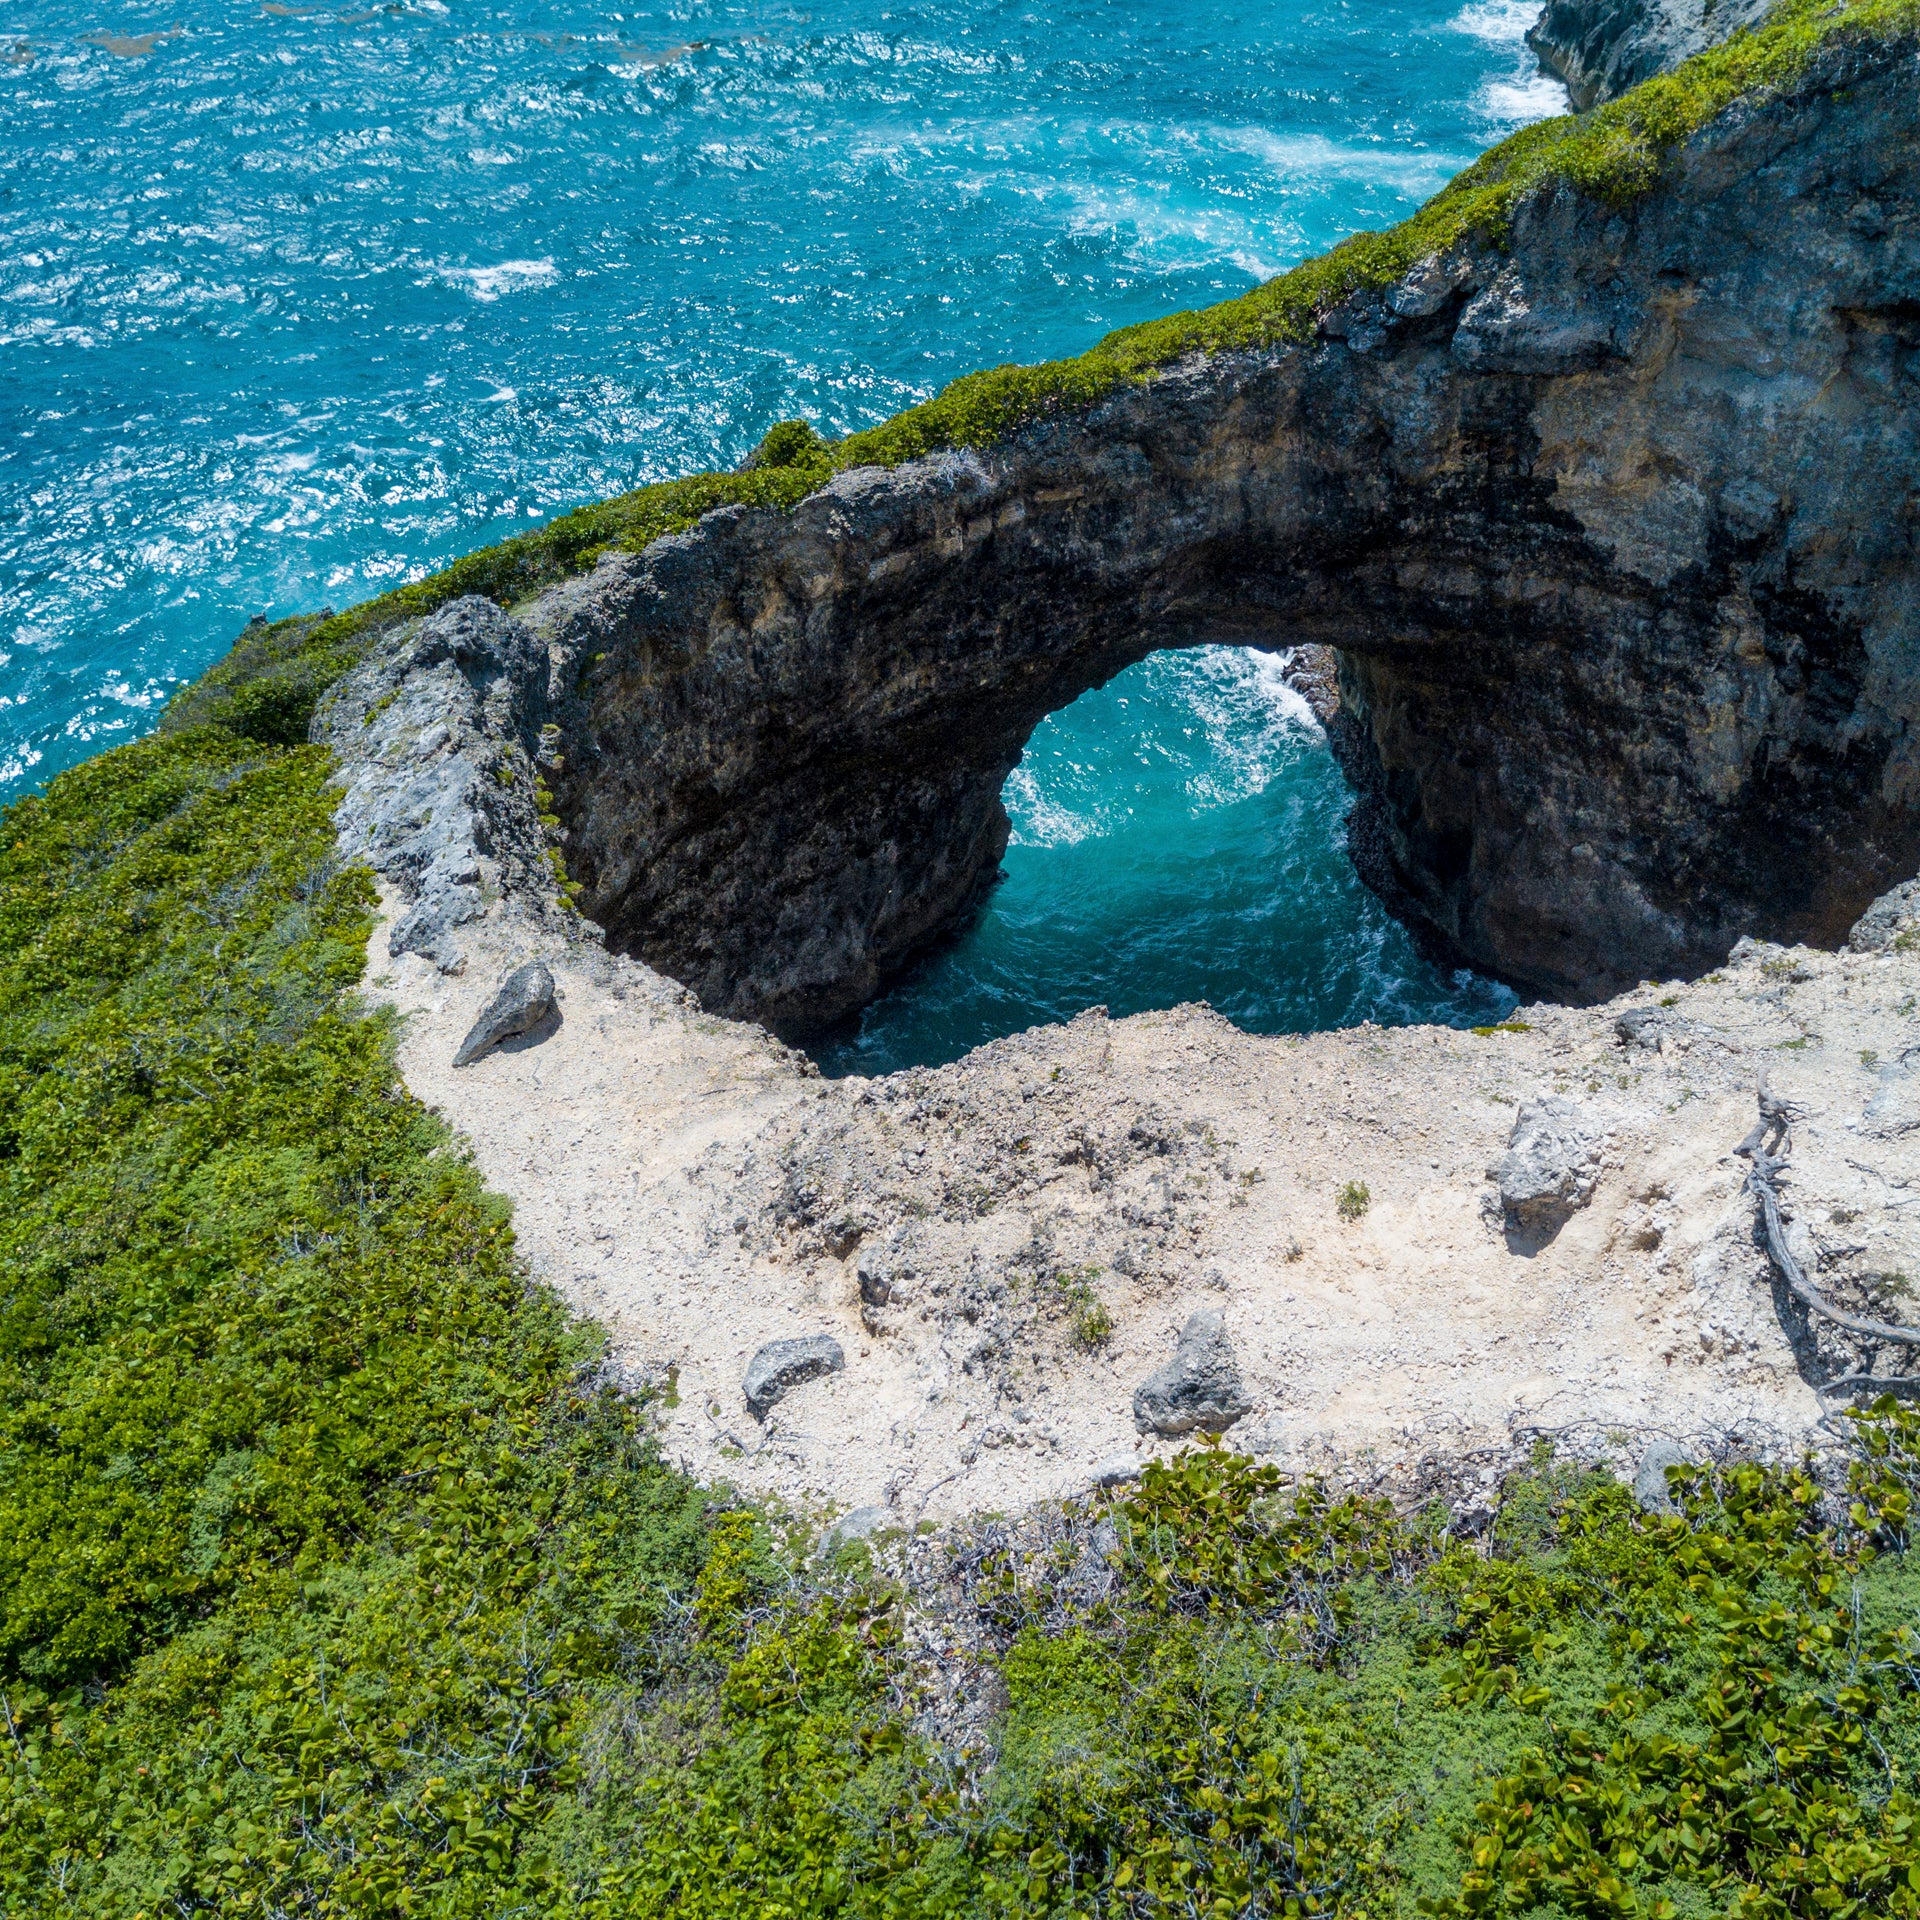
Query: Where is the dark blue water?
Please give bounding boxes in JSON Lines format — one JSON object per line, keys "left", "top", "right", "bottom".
{"left": 2, "top": 0, "right": 1549, "bottom": 1059}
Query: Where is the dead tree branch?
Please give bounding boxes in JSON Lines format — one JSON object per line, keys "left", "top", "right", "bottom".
{"left": 1736, "top": 1074, "right": 1920, "bottom": 1362}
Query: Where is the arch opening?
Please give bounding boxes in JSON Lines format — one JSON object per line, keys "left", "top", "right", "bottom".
{"left": 808, "top": 644, "right": 1516, "bottom": 1076}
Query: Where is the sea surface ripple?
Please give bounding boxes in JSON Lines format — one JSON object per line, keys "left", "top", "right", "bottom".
{"left": 1, "top": 0, "right": 1555, "bottom": 1065}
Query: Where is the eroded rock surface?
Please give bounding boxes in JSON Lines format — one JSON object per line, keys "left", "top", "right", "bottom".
{"left": 460, "top": 35, "right": 1920, "bottom": 1033}
{"left": 453, "top": 960, "right": 556, "bottom": 1068}
{"left": 1528, "top": 0, "right": 1774, "bottom": 109}
{"left": 1492, "top": 1095, "right": 1610, "bottom": 1233}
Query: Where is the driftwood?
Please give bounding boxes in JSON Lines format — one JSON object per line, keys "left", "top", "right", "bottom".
{"left": 1735, "top": 1075, "right": 1920, "bottom": 1383}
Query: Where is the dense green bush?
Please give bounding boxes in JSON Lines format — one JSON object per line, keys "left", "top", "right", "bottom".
{"left": 0, "top": 678, "right": 1915, "bottom": 1914}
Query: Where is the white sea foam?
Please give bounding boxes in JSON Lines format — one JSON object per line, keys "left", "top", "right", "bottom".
{"left": 1477, "top": 69, "right": 1569, "bottom": 125}
{"left": 1449, "top": 0, "right": 1542, "bottom": 46}
{"left": 452, "top": 259, "right": 557, "bottom": 302}
{"left": 1213, "top": 127, "right": 1469, "bottom": 199}
{"left": 1004, "top": 765, "right": 1100, "bottom": 848}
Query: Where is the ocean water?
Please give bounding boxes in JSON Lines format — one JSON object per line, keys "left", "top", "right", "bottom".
{"left": 1, "top": 0, "right": 1554, "bottom": 1058}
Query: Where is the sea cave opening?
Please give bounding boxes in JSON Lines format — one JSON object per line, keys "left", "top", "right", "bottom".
{"left": 807, "top": 644, "right": 1517, "bottom": 1078}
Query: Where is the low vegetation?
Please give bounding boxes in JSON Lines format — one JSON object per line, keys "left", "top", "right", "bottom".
{"left": 6, "top": 7, "right": 1920, "bottom": 1908}
{"left": 2, "top": 638, "right": 1916, "bottom": 1914}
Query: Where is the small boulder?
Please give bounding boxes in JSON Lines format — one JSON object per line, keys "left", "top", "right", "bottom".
{"left": 743, "top": 1333, "right": 845, "bottom": 1421}
{"left": 1132, "top": 1310, "right": 1250, "bottom": 1437}
{"left": 816, "top": 1504, "right": 888, "bottom": 1561}
{"left": 453, "top": 959, "right": 555, "bottom": 1067}
{"left": 1091, "top": 1455, "right": 1140, "bottom": 1490}
{"left": 1632, "top": 1440, "right": 1690, "bottom": 1516}
{"left": 1614, "top": 1005, "right": 1673, "bottom": 1052}
{"left": 1491, "top": 1095, "right": 1605, "bottom": 1231}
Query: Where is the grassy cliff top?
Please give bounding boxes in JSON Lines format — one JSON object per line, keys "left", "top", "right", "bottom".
{"left": 158, "top": 0, "right": 1919, "bottom": 754}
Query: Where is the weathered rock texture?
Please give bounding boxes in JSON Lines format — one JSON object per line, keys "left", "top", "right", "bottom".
{"left": 360, "top": 887, "right": 1920, "bottom": 1521}
{"left": 482, "top": 35, "right": 1920, "bottom": 1034}
{"left": 1528, "top": 0, "right": 1775, "bottom": 110}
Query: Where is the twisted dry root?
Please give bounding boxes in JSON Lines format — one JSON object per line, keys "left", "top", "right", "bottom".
{"left": 1736, "top": 1074, "right": 1920, "bottom": 1391}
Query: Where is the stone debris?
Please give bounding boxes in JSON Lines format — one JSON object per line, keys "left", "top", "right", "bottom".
{"left": 453, "top": 960, "right": 556, "bottom": 1068}
{"left": 375, "top": 895, "right": 1920, "bottom": 1521}
{"left": 1492, "top": 1096, "right": 1608, "bottom": 1232}
{"left": 1633, "top": 1439, "right": 1690, "bottom": 1515}
{"left": 744, "top": 1333, "right": 845, "bottom": 1421}
{"left": 1133, "top": 1310, "right": 1250, "bottom": 1437}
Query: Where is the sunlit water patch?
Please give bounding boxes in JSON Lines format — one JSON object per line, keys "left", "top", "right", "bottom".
{"left": 3, "top": 0, "right": 1554, "bottom": 1051}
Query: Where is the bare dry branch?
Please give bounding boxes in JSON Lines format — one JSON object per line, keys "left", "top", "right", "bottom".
{"left": 1736, "top": 1079, "right": 1920, "bottom": 1365}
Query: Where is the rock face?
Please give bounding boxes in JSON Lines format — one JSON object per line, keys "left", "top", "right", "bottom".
{"left": 318, "top": 594, "right": 572, "bottom": 976}
{"left": 1528, "top": 0, "right": 1774, "bottom": 110}
{"left": 488, "top": 36, "right": 1920, "bottom": 1035}
{"left": 453, "top": 960, "right": 557, "bottom": 1068}
{"left": 1133, "top": 1311, "right": 1251, "bottom": 1436}
{"left": 744, "top": 1334, "right": 846, "bottom": 1420}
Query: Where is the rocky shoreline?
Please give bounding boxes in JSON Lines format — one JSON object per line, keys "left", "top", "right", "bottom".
{"left": 310, "top": 2, "right": 1920, "bottom": 1518}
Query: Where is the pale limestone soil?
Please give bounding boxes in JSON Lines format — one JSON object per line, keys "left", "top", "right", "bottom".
{"left": 370, "top": 901, "right": 1920, "bottom": 1524}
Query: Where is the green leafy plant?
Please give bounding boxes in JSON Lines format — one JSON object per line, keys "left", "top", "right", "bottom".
{"left": 1337, "top": 1180, "right": 1372, "bottom": 1221}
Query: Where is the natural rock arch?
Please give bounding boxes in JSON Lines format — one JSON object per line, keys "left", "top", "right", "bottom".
{"left": 525, "top": 37, "right": 1920, "bottom": 1040}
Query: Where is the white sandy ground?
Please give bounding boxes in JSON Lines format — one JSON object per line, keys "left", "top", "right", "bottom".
{"left": 366, "top": 888, "right": 1920, "bottom": 1525}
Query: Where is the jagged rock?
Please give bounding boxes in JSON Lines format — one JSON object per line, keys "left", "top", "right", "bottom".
{"left": 1849, "top": 878, "right": 1920, "bottom": 953}
{"left": 1528, "top": 0, "right": 1773, "bottom": 111}
{"left": 1133, "top": 1310, "right": 1250, "bottom": 1437}
{"left": 389, "top": 883, "right": 483, "bottom": 973}
{"left": 856, "top": 1260, "right": 892, "bottom": 1307}
{"left": 453, "top": 960, "right": 556, "bottom": 1068}
{"left": 319, "top": 595, "right": 574, "bottom": 987}
{"left": 1632, "top": 1439, "right": 1691, "bottom": 1515}
{"left": 743, "top": 1333, "right": 844, "bottom": 1420}
{"left": 1863, "top": 1052, "right": 1920, "bottom": 1137}
{"left": 1492, "top": 1097, "right": 1606, "bottom": 1231}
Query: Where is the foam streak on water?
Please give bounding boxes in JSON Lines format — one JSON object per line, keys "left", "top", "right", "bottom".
{"left": 3, "top": 0, "right": 1549, "bottom": 1059}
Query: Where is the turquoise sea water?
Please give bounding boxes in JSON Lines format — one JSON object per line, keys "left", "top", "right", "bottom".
{"left": 2, "top": 0, "right": 1552, "bottom": 1060}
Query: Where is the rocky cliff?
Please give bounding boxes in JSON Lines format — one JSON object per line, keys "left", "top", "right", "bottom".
{"left": 298, "top": 9, "right": 1920, "bottom": 1517}
{"left": 1528, "top": 0, "right": 1775, "bottom": 108}
{"left": 433, "top": 28, "right": 1920, "bottom": 1036}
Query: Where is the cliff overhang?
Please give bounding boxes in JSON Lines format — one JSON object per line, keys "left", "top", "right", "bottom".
{"left": 295, "top": 23, "right": 1920, "bottom": 1040}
